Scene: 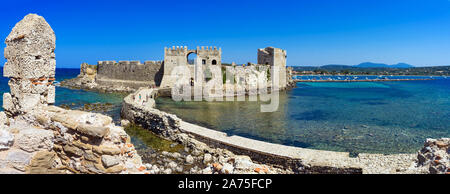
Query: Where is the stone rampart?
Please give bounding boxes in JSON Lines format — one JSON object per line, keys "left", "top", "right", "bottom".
{"left": 96, "top": 60, "right": 163, "bottom": 86}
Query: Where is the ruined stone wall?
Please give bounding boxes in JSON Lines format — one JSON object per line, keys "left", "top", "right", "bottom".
{"left": 96, "top": 60, "right": 163, "bottom": 86}
{"left": 0, "top": 14, "right": 148, "bottom": 174}
{"left": 0, "top": 106, "right": 146, "bottom": 174}
{"left": 77, "top": 62, "right": 97, "bottom": 84}
{"left": 257, "top": 47, "right": 287, "bottom": 89}
{"left": 79, "top": 63, "right": 97, "bottom": 77}
{"left": 2, "top": 14, "right": 56, "bottom": 116}
{"left": 121, "top": 88, "right": 181, "bottom": 138}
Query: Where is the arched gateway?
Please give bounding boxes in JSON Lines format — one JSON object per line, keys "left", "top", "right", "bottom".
{"left": 160, "top": 46, "right": 222, "bottom": 88}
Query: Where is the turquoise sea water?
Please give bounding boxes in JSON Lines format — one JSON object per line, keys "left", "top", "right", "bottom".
{"left": 1, "top": 69, "right": 449, "bottom": 154}
{"left": 156, "top": 77, "right": 450, "bottom": 154}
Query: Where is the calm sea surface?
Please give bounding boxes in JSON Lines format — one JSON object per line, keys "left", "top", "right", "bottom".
{"left": 1, "top": 69, "right": 448, "bottom": 154}
{"left": 156, "top": 76, "right": 450, "bottom": 154}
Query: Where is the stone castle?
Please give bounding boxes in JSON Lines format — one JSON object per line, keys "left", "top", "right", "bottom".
{"left": 70, "top": 45, "right": 293, "bottom": 93}
{"left": 161, "top": 46, "right": 222, "bottom": 88}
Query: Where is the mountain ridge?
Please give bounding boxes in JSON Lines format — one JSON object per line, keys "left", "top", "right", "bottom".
{"left": 355, "top": 62, "right": 414, "bottom": 68}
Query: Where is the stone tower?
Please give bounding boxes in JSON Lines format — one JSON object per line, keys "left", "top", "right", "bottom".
{"left": 160, "top": 46, "right": 221, "bottom": 88}
{"left": 257, "top": 47, "right": 287, "bottom": 89}
{"left": 3, "top": 14, "right": 56, "bottom": 116}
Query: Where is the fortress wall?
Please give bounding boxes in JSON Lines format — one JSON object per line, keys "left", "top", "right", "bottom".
{"left": 96, "top": 60, "right": 164, "bottom": 86}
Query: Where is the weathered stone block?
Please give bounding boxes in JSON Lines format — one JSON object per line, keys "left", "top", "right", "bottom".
{"left": 0, "top": 129, "right": 14, "bottom": 150}
{"left": 63, "top": 144, "right": 84, "bottom": 156}
{"left": 93, "top": 145, "right": 121, "bottom": 155}
{"left": 76, "top": 124, "right": 110, "bottom": 138}
{"left": 79, "top": 113, "right": 112, "bottom": 127}
{"left": 101, "top": 155, "right": 120, "bottom": 168}
{"left": 26, "top": 150, "right": 56, "bottom": 174}
{"left": 6, "top": 149, "right": 32, "bottom": 171}
{"left": 47, "top": 85, "right": 55, "bottom": 104}
{"left": 81, "top": 160, "right": 105, "bottom": 174}
{"left": 15, "top": 128, "right": 54, "bottom": 152}
{"left": 3, "top": 14, "right": 56, "bottom": 79}
{"left": 72, "top": 140, "right": 92, "bottom": 150}
{"left": 44, "top": 105, "right": 65, "bottom": 113}
{"left": 34, "top": 114, "right": 51, "bottom": 126}
{"left": 105, "top": 165, "right": 124, "bottom": 174}
{"left": 17, "top": 93, "right": 40, "bottom": 112}
{"left": 0, "top": 112, "right": 8, "bottom": 126}
{"left": 51, "top": 114, "right": 78, "bottom": 129}
{"left": 83, "top": 150, "right": 99, "bottom": 162}
{"left": 2, "top": 93, "right": 14, "bottom": 113}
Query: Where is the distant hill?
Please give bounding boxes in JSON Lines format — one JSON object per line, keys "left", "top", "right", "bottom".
{"left": 390, "top": 63, "right": 414, "bottom": 68}
{"left": 354, "top": 62, "right": 414, "bottom": 68}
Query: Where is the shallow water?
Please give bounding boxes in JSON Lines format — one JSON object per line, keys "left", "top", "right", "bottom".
{"left": 156, "top": 78, "right": 450, "bottom": 154}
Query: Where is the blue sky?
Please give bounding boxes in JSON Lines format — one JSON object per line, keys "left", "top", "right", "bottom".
{"left": 1, "top": 0, "right": 450, "bottom": 68}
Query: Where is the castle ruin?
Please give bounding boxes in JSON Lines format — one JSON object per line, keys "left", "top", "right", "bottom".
{"left": 160, "top": 46, "right": 222, "bottom": 88}
{"left": 66, "top": 46, "right": 293, "bottom": 94}
{"left": 258, "top": 47, "right": 288, "bottom": 89}
{"left": 3, "top": 14, "right": 56, "bottom": 116}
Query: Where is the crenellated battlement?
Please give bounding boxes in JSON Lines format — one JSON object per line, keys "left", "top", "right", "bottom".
{"left": 197, "top": 46, "right": 221, "bottom": 57}
{"left": 164, "top": 46, "right": 188, "bottom": 56}
{"left": 164, "top": 46, "right": 221, "bottom": 57}
{"left": 79, "top": 60, "right": 164, "bottom": 85}
{"left": 160, "top": 46, "right": 222, "bottom": 88}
